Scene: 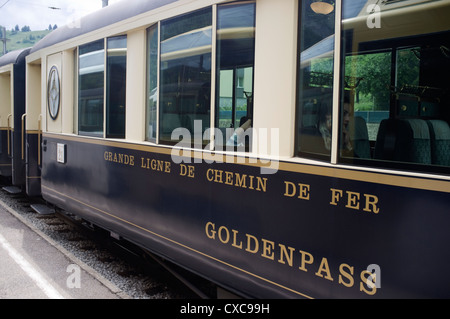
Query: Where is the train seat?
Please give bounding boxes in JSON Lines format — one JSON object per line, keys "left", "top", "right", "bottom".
{"left": 427, "top": 120, "right": 450, "bottom": 166}
{"left": 374, "top": 118, "right": 431, "bottom": 164}
{"left": 349, "top": 116, "right": 371, "bottom": 159}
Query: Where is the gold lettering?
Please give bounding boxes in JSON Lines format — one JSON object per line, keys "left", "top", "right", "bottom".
{"left": 330, "top": 188, "right": 380, "bottom": 214}
{"left": 330, "top": 188, "right": 343, "bottom": 205}
{"left": 346, "top": 191, "right": 360, "bottom": 210}
{"left": 315, "top": 258, "right": 333, "bottom": 281}
{"left": 284, "top": 181, "right": 296, "bottom": 197}
{"left": 261, "top": 239, "right": 275, "bottom": 260}
{"left": 205, "top": 222, "right": 216, "bottom": 239}
{"left": 245, "top": 234, "right": 259, "bottom": 254}
{"left": 299, "top": 250, "right": 314, "bottom": 272}
{"left": 235, "top": 173, "right": 247, "bottom": 188}
{"left": 364, "top": 194, "right": 380, "bottom": 214}
{"left": 204, "top": 222, "right": 378, "bottom": 296}
{"left": 205, "top": 169, "right": 266, "bottom": 193}
{"left": 214, "top": 169, "right": 223, "bottom": 183}
{"left": 206, "top": 168, "right": 214, "bottom": 182}
{"left": 284, "top": 181, "right": 310, "bottom": 200}
{"left": 360, "top": 270, "right": 377, "bottom": 296}
{"left": 150, "top": 159, "right": 158, "bottom": 170}
{"left": 104, "top": 152, "right": 134, "bottom": 166}
{"left": 339, "top": 263, "right": 354, "bottom": 287}
{"left": 256, "top": 177, "right": 267, "bottom": 192}
{"left": 231, "top": 229, "right": 242, "bottom": 249}
{"left": 139, "top": 157, "right": 170, "bottom": 172}
{"left": 225, "top": 171, "right": 234, "bottom": 185}
{"left": 218, "top": 226, "right": 230, "bottom": 244}
{"left": 298, "top": 183, "right": 310, "bottom": 200}
{"left": 278, "top": 244, "right": 295, "bottom": 267}
{"left": 248, "top": 175, "right": 254, "bottom": 190}
{"left": 165, "top": 161, "right": 171, "bottom": 173}
{"left": 180, "top": 164, "right": 194, "bottom": 178}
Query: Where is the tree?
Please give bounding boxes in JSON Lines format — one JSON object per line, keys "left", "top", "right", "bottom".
{"left": 345, "top": 49, "right": 420, "bottom": 111}
{"left": 21, "top": 25, "right": 31, "bottom": 32}
{"left": 345, "top": 52, "right": 391, "bottom": 110}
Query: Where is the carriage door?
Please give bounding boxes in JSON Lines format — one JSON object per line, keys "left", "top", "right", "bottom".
{"left": 25, "top": 60, "right": 43, "bottom": 197}
{"left": 46, "top": 53, "right": 62, "bottom": 133}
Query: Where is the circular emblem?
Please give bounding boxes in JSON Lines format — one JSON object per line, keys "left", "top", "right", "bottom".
{"left": 47, "top": 66, "right": 60, "bottom": 120}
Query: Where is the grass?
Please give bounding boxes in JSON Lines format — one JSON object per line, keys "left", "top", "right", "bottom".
{"left": 1, "top": 29, "right": 51, "bottom": 54}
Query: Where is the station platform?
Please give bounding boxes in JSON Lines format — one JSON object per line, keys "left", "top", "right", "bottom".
{"left": 0, "top": 198, "right": 128, "bottom": 299}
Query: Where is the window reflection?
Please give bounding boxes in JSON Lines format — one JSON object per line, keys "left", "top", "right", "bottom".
{"left": 216, "top": 1, "right": 255, "bottom": 151}
{"left": 159, "top": 8, "right": 212, "bottom": 147}
{"left": 78, "top": 40, "right": 104, "bottom": 137}
{"left": 146, "top": 25, "right": 158, "bottom": 142}
{"left": 341, "top": 0, "right": 450, "bottom": 171}
{"left": 215, "top": 2, "right": 255, "bottom": 151}
{"left": 106, "top": 36, "right": 127, "bottom": 138}
{"left": 297, "top": 0, "right": 335, "bottom": 159}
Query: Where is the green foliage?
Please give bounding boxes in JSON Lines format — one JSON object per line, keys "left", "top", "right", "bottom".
{"left": 346, "top": 52, "right": 391, "bottom": 110}
{"left": 1, "top": 29, "right": 51, "bottom": 53}
{"left": 345, "top": 48, "right": 420, "bottom": 111}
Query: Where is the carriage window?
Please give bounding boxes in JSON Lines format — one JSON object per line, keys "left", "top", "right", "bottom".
{"left": 146, "top": 24, "right": 158, "bottom": 142}
{"left": 78, "top": 40, "right": 104, "bottom": 136}
{"left": 296, "top": 0, "right": 335, "bottom": 160}
{"left": 215, "top": 1, "right": 255, "bottom": 151}
{"left": 159, "top": 8, "right": 212, "bottom": 147}
{"left": 341, "top": 51, "right": 391, "bottom": 158}
{"left": 341, "top": 0, "right": 450, "bottom": 172}
{"left": 106, "top": 36, "right": 127, "bottom": 138}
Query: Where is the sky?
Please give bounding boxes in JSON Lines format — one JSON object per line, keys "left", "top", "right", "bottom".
{"left": 0, "top": 0, "right": 122, "bottom": 31}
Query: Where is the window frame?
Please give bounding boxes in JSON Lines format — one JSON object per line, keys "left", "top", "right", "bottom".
{"left": 77, "top": 39, "right": 105, "bottom": 138}
{"left": 294, "top": 0, "right": 340, "bottom": 163}
{"left": 146, "top": 22, "right": 160, "bottom": 143}
{"left": 295, "top": 0, "right": 449, "bottom": 176}
{"left": 76, "top": 35, "right": 127, "bottom": 139}
{"left": 143, "top": 1, "right": 256, "bottom": 152}
{"left": 106, "top": 35, "right": 127, "bottom": 139}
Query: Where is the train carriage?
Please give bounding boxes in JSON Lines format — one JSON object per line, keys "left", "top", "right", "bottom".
{"left": 23, "top": 0, "right": 450, "bottom": 298}
{"left": 0, "top": 47, "right": 30, "bottom": 190}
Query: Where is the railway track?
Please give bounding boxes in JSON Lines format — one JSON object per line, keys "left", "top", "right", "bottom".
{"left": 0, "top": 180, "right": 216, "bottom": 299}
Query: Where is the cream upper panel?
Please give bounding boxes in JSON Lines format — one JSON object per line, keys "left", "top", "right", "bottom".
{"left": 0, "top": 70, "right": 12, "bottom": 128}
{"left": 253, "top": 0, "right": 298, "bottom": 158}
{"left": 29, "top": 0, "right": 232, "bottom": 58}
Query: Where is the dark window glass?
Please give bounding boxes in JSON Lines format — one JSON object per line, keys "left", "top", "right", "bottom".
{"left": 146, "top": 25, "right": 158, "bottom": 142}
{"left": 341, "top": 51, "right": 391, "bottom": 158}
{"left": 341, "top": 0, "right": 450, "bottom": 173}
{"left": 106, "top": 36, "right": 127, "bottom": 138}
{"left": 159, "top": 8, "right": 212, "bottom": 147}
{"left": 216, "top": 1, "right": 255, "bottom": 151}
{"left": 78, "top": 40, "right": 104, "bottom": 136}
{"left": 296, "top": 0, "right": 335, "bottom": 160}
